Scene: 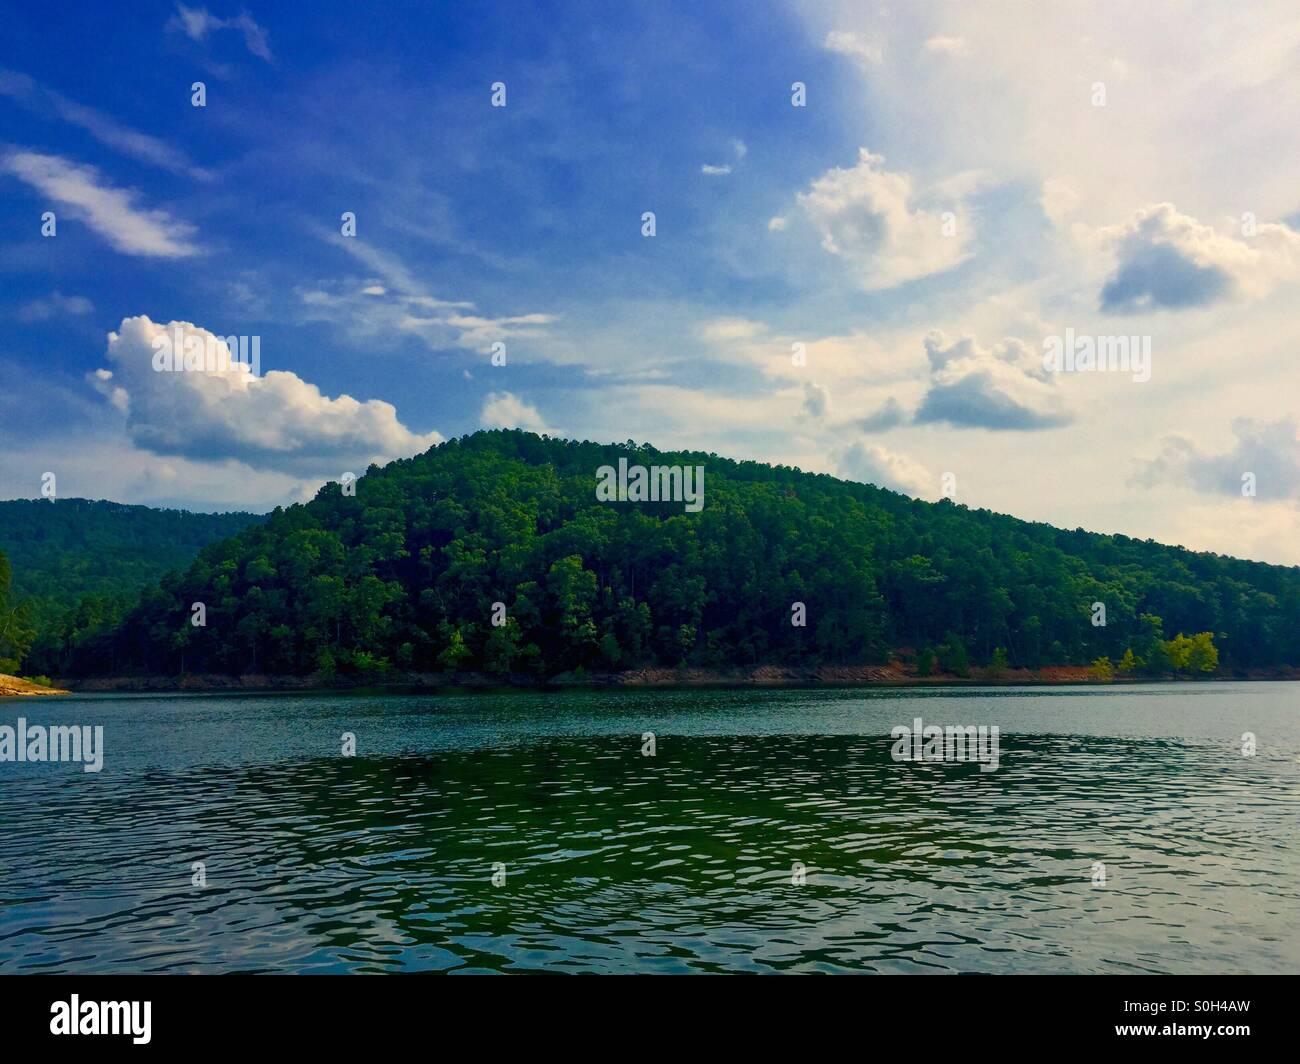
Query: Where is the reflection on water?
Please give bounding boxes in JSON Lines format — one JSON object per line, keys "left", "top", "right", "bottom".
{"left": 1, "top": 684, "right": 1297, "bottom": 973}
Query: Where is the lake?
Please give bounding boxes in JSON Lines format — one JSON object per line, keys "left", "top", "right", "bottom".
{"left": 1, "top": 683, "right": 1297, "bottom": 973}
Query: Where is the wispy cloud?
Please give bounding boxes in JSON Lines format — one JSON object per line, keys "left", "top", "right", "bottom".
{"left": 17, "top": 291, "right": 93, "bottom": 322}
{"left": 0, "top": 149, "right": 199, "bottom": 257}
{"left": 166, "top": 4, "right": 273, "bottom": 62}
{"left": 301, "top": 232, "right": 555, "bottom": 353}
{"left": 824, "top": 30, "right": 881, "bottom": 65}
{"left": 924, "top": 36, "right": 970, "bottom": 57}
{"left": 0, "top": 66, "right": 213, "bottom": 180}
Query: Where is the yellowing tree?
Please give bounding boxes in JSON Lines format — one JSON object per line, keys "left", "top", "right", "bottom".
{"left": 1187, "top": 632, "right": 1219, "bottom": 674}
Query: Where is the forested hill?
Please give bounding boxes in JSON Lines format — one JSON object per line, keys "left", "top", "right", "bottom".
{"left": 0, "top": 499, "right": 263, "bottom": 674}
{"left": 76, "top": 431, "right": 1300, "bottom": 679}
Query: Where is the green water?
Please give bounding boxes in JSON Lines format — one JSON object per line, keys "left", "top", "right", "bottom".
{"left": 1, "top": 683, "right": 1297, "bottom": 973}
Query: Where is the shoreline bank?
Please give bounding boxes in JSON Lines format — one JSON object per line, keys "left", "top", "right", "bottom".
{"left": 0, "top": 674, "right": 69, "bottom": 697}
{"left": 35, "top": 663, "right": 1299, "bottom": 695}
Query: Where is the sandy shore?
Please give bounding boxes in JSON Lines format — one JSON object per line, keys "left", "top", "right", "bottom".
{"left": 0, "top": 673, "right": 69, "bottom": 696}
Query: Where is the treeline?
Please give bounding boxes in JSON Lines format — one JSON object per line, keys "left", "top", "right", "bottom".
{"left": 0, "top": 548, "right": 36, "bottom": 674}
{"left": 52, "top": 430, "right": 1297, "bottom": 680}
{"left": 0, "top": 499, "right": 262, "bottom": 675}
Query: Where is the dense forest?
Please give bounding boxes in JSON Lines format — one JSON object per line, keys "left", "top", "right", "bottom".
{"left": 0, "top": 499, "right": 262, "bottom": 675}
{"left": 30, "top": 430, "right": 1298, "bottom": 681}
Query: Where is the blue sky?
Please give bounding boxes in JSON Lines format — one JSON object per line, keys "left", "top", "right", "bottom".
{"left": 2, "top": 1, "right": 1299, "bottom": 563}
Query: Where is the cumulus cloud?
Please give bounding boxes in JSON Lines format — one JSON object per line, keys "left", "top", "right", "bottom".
{"left": 167, "top": 4, "right": 273, "bottom": 61}
{"left": 1133, "top": 417, "right": 1300, "bottom": 501}
{"left": 856, "top": 397, "right": 909, "bottom": 432}
{"left": 795, "top": 149, "right": 972, "bottom": 290}
{"left": 1099, "top": 203, "right": 1300, "bottom": 312}
{"left": 0, "top": 150, "right": 198, "bottom": 257}
{"left": 915, "top": 330, "right": 1071, "bottom": 430}
{"left": 480, "top": 391, "right": 558, "bottom": 435}
{"left": 800, "top": 381, "right": 830, "bottom": 420}
{"left": 91, "top": 315, "right": 441, "bottom": 475}
{"left": 834, "top": 440, "right": 932, "bottom": 498}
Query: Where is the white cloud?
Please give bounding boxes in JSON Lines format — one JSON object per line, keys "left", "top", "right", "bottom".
{"left": 1133, "top": 417, "right": 1300, "bottom": 500}
{"left": 796, "top": 4, "right": 1300, "bottom": 234}
{"left": 856, "top": 397, "right": 909, "bottom": 432}
{"left": 699, "top": 317, "right": 767, "bottom": 344}
{"left": 699, "top": 316, "right": 926, "bottom": 387}
{"left": 794, "top": 149, "right": 973, "bottom": 290}
{"left": 304, "top": 236, "right": 555, "bottom": 353}
{"left": 92, "top": 315, "right": 441, "bottom": 476}
{"left": 0, "top": 67, "right": 212, "bottom": 180}
{"left": 701, "top": 164, "right": 732, "bottom": 176}
{"left": 17, "top": 291, "right": 93, "bottom": 322}
{"left": 924, "top": 36, "right": 970, "bottom": 56}
{"left": 480, "top": 391, "right": 558, "bottom": 435}
{"left": 800, "top": 381, "right": 830, "bottom": 420}
{"left": 167, "top": 4, "right": 273, "bottom": 61}
{"left": 1097, "top": 203, "right": 1300, "bottom": 312}
{"left": 834, "top": 440, "right": 933, "bottom": 498}
{"left": 0, "top": 150, "right": 198, "bottom": 257}
{"left": 916, "top": 331, "right": 1071, "bottom": 430}
{"left": 1160, "top": 499, "right": 1300, "bottom": 567}
{"left": 824, "top": 30, "right": 881, "bottom": 65}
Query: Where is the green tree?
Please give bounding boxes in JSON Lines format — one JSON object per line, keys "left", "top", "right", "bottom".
{"left": 436, "top": 626, "right": 472, "bottom": 671}
{"left": 915, "top": 645, "right": 936, "bottom": 678}
{"left": 1089, "top": 656, "right": 1114, "bottom": 681}
{"left": 1164, "top": 633, "right": 1194, "bottom": 673}
{"left": 51, "top": 430, "right": 1300, "bottom": 681}
{"left": 483, "top": 621, "right": 522, "bottom": 674}
{"left": 1187, "top": 631, "right": 1219, "bottom": 674}
{"left": 0, "top": 549, "right": 35, "bottom": 673}
{"left": 986, "top": 646, "right": 1010, "bottom": 679}
{"left": 938, "top": 632, "right": 970, "bottom": 678}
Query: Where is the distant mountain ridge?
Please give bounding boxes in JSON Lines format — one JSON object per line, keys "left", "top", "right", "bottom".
{"left": 0, "top": 498, "right": 264, "bottom": 674}
{"left": 56, "top": 430, "right": 1299, "bottom": 680}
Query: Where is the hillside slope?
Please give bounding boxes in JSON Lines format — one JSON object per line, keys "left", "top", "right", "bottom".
{"left": 80, "top": 431, "right": 1299, "bottom": 680}
{"left": 0, "top": 499, "right": 263, "bottom": 674}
